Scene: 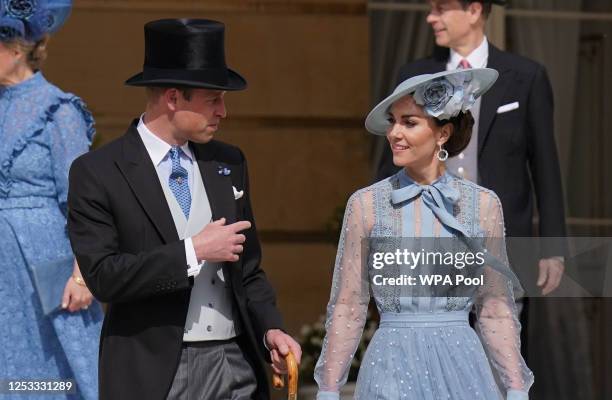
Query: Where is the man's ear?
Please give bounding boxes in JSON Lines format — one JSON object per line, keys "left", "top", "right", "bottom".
{"left": 468, "top": 1, "right": 484, "bottom": 24}
{"left": 164, "top": 88, "right": 178, "bottom": 111}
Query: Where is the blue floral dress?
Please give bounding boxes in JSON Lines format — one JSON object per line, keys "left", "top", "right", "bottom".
{"left": 0, "top": 72, "right": 102, "bottom": 399}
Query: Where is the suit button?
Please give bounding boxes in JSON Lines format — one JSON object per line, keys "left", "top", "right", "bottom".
{"left": 211, "top": 279, "right": 215, "bottom": 285}
{"left": 207, "top": 325, "right": 212, "bottom": 332}
{"left": 458, "top": 153, "right": 465, "bottom": 160}
{"left": 208, "top": 303, "right": 214, "bottom": 308}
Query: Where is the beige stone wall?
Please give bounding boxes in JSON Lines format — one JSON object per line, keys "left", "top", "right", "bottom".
{"left": 42, "top": 0, "right": 370, "bottom": 340}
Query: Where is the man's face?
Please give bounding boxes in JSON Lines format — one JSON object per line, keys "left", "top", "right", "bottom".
{"left": 426, "top": 0, "right": 476, "bottom": 48}
{"left": 172, "top": 88, "right": 227, "bottom": 144}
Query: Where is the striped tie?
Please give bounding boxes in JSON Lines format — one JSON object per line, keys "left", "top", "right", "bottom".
{"left": 168, "top": 146, "right": 191, "bottom": 218}
{"left": 458, "top": 59, "right": 471, "bottom": 69}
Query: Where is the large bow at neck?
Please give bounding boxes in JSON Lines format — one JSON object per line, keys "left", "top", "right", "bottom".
{"left": 391, "top": 171, "right": 469, "bottom": 237}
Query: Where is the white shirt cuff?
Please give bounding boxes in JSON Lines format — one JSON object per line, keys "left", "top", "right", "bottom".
{"left": 185, "top": 237, "right": 202, "bottom": 277}
{"left": 264, "top": 330, "right": 271, "bottom": 352}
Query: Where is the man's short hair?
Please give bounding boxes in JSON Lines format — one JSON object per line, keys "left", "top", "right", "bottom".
{"left": 458, "top": 0, "right": 493, "bottom": 18}
{"left": 146, "top": 86, "right": 194, "bottom": 102}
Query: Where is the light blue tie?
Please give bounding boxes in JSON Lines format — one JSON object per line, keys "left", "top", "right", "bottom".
{"left": 168, "top": 146, "right": 191, "bottom": 219}
{"left": 391, "top": 175, "right": 469, "bottom": 237}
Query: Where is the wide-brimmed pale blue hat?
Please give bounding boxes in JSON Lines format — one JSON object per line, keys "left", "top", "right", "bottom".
{"left": 0, "top": 0, "right": 72, "bottom": 42}
{"left": 365, "top": 68, "right": 499, "bottom": 136}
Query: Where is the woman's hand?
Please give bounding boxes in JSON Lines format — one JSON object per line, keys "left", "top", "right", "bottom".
{"left": 61, "top": 260, "right": 93, "bottom": 312}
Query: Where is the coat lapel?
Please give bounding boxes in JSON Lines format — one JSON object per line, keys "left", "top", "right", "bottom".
{"left": 192, "top": 144, "right": 237, "bottom": 224}
{"left": 191, "top": 143, "right": 239, "bottom": 287}
{"left": 479, "top": 44, "right": 513, "bottom": 155}
{"left": 430, "top": 45, "right": 449, "bottom": 73}
{"left": 115, "top": 121, "right": 179, "bottom": 244}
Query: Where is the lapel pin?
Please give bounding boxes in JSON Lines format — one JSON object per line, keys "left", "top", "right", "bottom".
{"left": 217, "top": 166, "right": 231, "bottom": 176}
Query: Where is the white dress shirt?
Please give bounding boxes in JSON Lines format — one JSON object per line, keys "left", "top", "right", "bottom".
{"left": 445, "top": 36, "right": 489, "bottom": 183}
{"left": 137, "top": 116, "right": 202, "bottom": 277}
{"left": 447, "top": 36, "right": 489, "bottom": 71}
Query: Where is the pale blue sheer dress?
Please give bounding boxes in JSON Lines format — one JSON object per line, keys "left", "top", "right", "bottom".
{"left": 0, "top": 72, "right": 103, "bottom": 399}
{"left": 315, "top": 170, "right": 533, "bottom": 399}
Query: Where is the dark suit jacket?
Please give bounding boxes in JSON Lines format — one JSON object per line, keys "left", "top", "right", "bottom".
{"left": 67, "top": 120, "right": 283, "bottom": 400}
{"left": 377, "top": 44, "right": 566, "bottom": 245}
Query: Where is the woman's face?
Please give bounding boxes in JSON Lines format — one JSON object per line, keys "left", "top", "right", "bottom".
{"left": 385, "top": 95, "right": 448, "bottom": 169}
{"left": 0, "top": 41, "right": 21, "bottom": 83}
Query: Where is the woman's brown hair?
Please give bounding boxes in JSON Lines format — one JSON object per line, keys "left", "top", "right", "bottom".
{"left": 3, "top": 35, "right": 49, "bottom": 71}
{"left": 434, "top": 110, "right": 475, "bottom": 157}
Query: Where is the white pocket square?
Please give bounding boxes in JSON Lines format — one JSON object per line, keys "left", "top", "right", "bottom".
{"left": 497, "top": 101, "right": 519, "bottom": 114}
{"left": 232, "top": 186, "right": 244, "bottom": 200}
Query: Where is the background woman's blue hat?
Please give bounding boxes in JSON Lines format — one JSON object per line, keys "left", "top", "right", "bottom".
{"left": 0, "top": 0, "right": 72, "bottom": 42}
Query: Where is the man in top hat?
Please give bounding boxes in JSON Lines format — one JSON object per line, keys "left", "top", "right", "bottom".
{"left": 67, "top": 18, "right": 301, "bottom": 400}
{"left": 376, "top": 0, "right": 566, "bottom": 296}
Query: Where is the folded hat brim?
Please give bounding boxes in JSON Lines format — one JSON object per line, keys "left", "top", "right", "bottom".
{"left": 365, "top": 68, "right": 498, "bottom": 135}
{"left": 124, "top": 68, "right": 247, "bottom": 91}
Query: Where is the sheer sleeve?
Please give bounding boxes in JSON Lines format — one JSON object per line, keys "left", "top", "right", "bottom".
{"left": 48, "top": 96, "right": 95, "bottom": 217}
{"left": 474, "top": 191, "right": 534, "bottom": 399}
{"left": 314, "top": 191, "right": 371, "bottom": 399}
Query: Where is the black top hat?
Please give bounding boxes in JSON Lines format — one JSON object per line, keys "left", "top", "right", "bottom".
{"left": 125, "top": 19, "right": 246, "bottom": 91}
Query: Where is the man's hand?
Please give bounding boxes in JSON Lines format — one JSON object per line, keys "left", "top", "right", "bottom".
{"left": 537, "top": 257, "right": 564, "bottom": 295}
{"left": 192, "top": 218, "right": 251, "bottom": 262}
{"left": 265, "top": 329, "right": 302, "bottom": 375}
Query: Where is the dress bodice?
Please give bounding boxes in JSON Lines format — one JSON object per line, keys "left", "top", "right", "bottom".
{"left": 371, "top": 170, "right": 496, "bottom": 315}
{"left": 0, "top": 72, "right": 94, "bottom": 211}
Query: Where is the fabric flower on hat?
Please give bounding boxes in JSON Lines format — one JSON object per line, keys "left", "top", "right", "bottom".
{"left": 413, "top": 72, "right": 481, "bottom": 120}
{"left": 0, "top": 0, "right": 72, "bottom": 42}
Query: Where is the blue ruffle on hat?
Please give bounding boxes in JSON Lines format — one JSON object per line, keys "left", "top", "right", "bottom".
{"left": 0, "top": 0, "right": 72, "bottom": 42}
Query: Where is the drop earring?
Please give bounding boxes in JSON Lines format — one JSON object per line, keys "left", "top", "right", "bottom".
{"left": 437, "top": 144, "right": 448, "bottom": 161}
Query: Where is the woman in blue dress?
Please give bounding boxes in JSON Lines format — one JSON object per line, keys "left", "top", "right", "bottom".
{"left": 315, "top": 69, "right": 533, "bottom": 399}
{"left": 0, "top": 1, "right": 102, "bottom": 398}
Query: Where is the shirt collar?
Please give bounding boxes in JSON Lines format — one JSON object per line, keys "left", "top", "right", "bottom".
{"left": 137, "top": 115, "right": 194, "bottom": 166}
{"left": 448, "top": 36, "right": 489, "bottom": 69}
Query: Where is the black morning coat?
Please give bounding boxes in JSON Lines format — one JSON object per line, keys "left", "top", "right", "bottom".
{"left": 67, "top": 120, "right": 283, "bottom": 400}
